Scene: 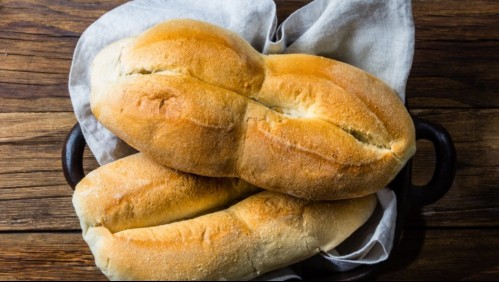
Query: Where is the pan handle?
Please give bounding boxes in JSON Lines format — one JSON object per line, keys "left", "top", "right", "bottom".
{"left": 409, "top": 116, "right": 456, "bottom": 208}
{"left": 62, "top": 123, "right": 86, "bottom": 190}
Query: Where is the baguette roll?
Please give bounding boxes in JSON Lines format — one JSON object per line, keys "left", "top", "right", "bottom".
{"left": 82, "top": 190, "right": 376, "bottom": 280}
{"left": 90, "top": 19, "right": 416, "bottom": 200}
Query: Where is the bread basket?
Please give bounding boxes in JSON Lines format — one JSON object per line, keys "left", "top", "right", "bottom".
{"left": 62, "top": 114, "right": 456, "bottom": 280}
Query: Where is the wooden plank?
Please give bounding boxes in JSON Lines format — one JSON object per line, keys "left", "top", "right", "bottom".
{"left": 408, "top": 0, "right": 499, "bottom": 108}
{"left": 0, "top": 96, "right": 72, "bottom": 113}
{"left": 377, "top": 228, "right": 499, "bottom": 281}
{"left": 0, "top": 112, "right": 96, "bottom": 231}
{"left": 0, "top": 68, "right": 66, "bottom": 86}
{"left": 0, "top": 0, "right": 117, "bottom": 112}
{"left": 0, "top": 0, "right": 121, "bottom": 37}
{"left": 407, "top": 40, "right": 499, "bottom": 108}
{"left": 0, "top": 197, "right": 79, "bottom": 231}
{"left": 0, "top": 34, "right": 77, "bottom": 58}
{"left": 0, "top": 171, "right": 72, "bottom": 200}
{"left": 0, "top": 158, "right": 98, "bottom": 230}
{"left": 0, "top": 112, "right": 75, "bottom": 142}
{"left": 0, "top": 229, "right": 497, "bottom": 280}
{"left": 0, "top": 145, "right": 99, "bottom": 231}
{"left": 0, "top": 143, "right": 98, "bottom": 175}
{"left": 0, "top": 232, "right": 106, "bottom": 281}
{"left": 412, "top": 0, "right": 499, "bottom": 41}
{"left": 0, "top": 54, "right": 70, "bottom": 74}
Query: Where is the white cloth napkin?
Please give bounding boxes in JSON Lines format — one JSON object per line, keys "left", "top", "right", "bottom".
{"left": 68, "top": 0, "right": 414, "bottom": 279}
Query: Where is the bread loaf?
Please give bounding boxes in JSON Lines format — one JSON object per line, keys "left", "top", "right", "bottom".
{"left": 90, "top": 19, "right": 416, "bottom": 200}
{"left": 73, "top": 153, "right": 259, "bottom": 233}
{"left": 73, "top": 154, "right": 377, "bottom": 280}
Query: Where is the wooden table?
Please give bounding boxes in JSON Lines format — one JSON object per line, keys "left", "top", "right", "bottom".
{"left": 1, "top": 0, "right": 498, "bottom": 280}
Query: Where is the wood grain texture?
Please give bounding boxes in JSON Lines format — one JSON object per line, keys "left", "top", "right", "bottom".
{"left": 0, "top": 232, "right": 106, "bottom": 281}
{"left": 0, "top": 0, "right": 123, "bottom": 113}
{"left": 0, "top": 0, "right": 498, "bottom": 280}
{"left": 0, "top": 113, "right": 98, "bottom": 230}
{"left": 377, "top": 228, "right": 499, "bottom": 281}
{"left": 409, "top": 0, "right": 499, "bottom": 108}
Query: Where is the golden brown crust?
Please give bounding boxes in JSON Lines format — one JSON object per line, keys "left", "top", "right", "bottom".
{"left": 73, "top": 153, "right": 259, "bottom": 233}
{"left": 91, "top": 19, "right": 416, "bottom": 200}
{"left": 84, "top": 191, "right": 377, "bottom": 281}
{"left": 122, "top": 19, "right": 265, "bottom": 95}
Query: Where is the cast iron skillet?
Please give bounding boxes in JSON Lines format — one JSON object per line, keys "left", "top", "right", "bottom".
{"left": 62, "top": 116, "right": 456, "bottom": 280}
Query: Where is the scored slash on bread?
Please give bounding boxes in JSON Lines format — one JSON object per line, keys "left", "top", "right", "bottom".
{"left": 90, "top": 19, "right": 416, "bottom": 201}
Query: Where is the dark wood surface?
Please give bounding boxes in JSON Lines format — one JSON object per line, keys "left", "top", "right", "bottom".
{"left": 1, "top": 0, "right": 498, "bottom": 280}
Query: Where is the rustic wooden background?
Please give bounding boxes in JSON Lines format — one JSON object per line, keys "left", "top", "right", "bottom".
{"left": 1, "top": 0, "right": 498, "bottom": 280}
